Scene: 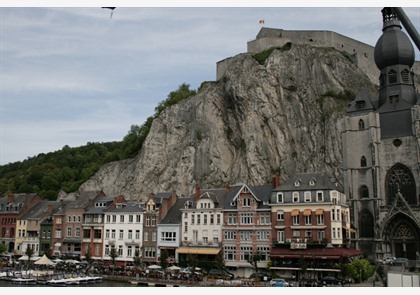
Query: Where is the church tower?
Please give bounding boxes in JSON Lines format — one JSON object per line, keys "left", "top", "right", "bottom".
{"left": 341, "top": 7, "right": 420, "bottom": 261}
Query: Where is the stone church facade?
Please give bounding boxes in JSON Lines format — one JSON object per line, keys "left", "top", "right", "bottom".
{"left": 341, "top": 8, "right": 420, "bottom": 261}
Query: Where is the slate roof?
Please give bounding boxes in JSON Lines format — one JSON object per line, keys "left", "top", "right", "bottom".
{"left": 224, "top": 183, "right": 273, "bottom": 209}
{"left": 19, "top": 200, "right": 62, "bottom": 220}
{"left": 160, "top": 196, "right": 194, "bottom": 225}
{"left": 272, "top": 172, "right": 340, "bottom": 192}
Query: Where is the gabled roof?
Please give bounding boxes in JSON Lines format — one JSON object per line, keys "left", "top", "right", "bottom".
{"left": 224, "top": 183, "right": 272, "bottom": 209}
{"left": 197, "top": 188, "right": 229, "bottom": 207}
{"left": 160, "top": 196, "right": 194, "bottom": 225}
{"left": 19, "top": 201, "right": 62, "bottom": 220}
{"left": 273, "top": 172, "right": 340, "bottom": 192}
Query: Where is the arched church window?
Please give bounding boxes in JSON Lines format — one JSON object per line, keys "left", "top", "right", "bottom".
{"left": 360, "top": 156, "right": 367, "bottom": 167}
{"left": 358, "top": 119, "right": 365, "bottom": 130}
{"left": 401, "top": 69, "right": 410, "bottom": 83}
{"left": 389, "top": 69, "right": 397, "bottom": 84}
{"left": 386, "top": 163, "right": 417, "bottom": 205}
{"left": 359, "top": 185, "right": 369, "bottom": 199}
{"left": 360, "top": 209, "right": 374, "bottom": 238}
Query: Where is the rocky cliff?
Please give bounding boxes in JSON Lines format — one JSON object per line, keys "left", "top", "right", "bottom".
{"left": 70, "top": 43, "right": 388, "bottom": 200}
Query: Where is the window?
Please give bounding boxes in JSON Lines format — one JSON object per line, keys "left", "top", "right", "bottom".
{"left": 197, "top": 214, "right": 201, "bottom": 225}
{"left": 191, "top": 214, "right": 195, "bottom": 224}
{"left": 318, "top": 230, "right": 325, "bottom": 241}
{"left": 118, "top": 245, "right": 123, "bottom": 256}
{"left": 144, "top": 231, "right": 149, "bottom": 242}
{"left": 304, "top": 191, "right": 311, "bottom": 202}
{"left": 127, "top": 246, "right": 132, "bottom": 257}
{"left": 128, "top": 230, "right": 133, "bottom": 240}
{"left": 193, "top": 230, "right": 198, "bottom": 244}
{"left": 210, "top": 214, "right": 214, "bottom": 224}
{"left": 228, "top": 213, "right": 237, "bottom": 225}
{"left": 316, "top": 191, "right": 323, "bottom": 202}
{"left": 240, "top": 246, "right": 253, "bottom": 261}
{"left": 67, "top": 227, "right": 72, "bottom": 237}
{"left": 203, "top": 214, "right": 207, "bottom": 225}
{"left": 277, "top": 210, "right": 284, "bottom": 221}
{"left": 161, "top": 231, "right": 176, "bottom": 242}
{"left": 293, "top": 215, "right": 300, "bottom": 225}
{"left": 256, "top": 231, "right": 270, "bottom": 241}
{"left": 146, "top": 216, "right": 151, "bottom": 226}
{"left": 144, "top": 247, "right": 155, "bottom": 258}
{"left": 361, "top": 156, "right": 367, "bottom": 167}
{"left": 305, "top": 215, "right": 312, "bottom": 225}
{"left": 119, "top": 230, "right": 124, "bottom": 239}
{"left": 56, "top": 217, "right": 62, "bottom": 224}
{"left": 293, "top": 192, "right": 299, "bottom": 203}
{"left": 292, "top": 230, "right": 300, "bottom": 238}
{"left": 95, "top": 244, "right": 100, "bottom": 256}
{"left": 105, "top": 229, "right": 110, "bottom": 239}
{"left": 277, "top": 193, "right": 284, "bottom": 203}
{"left": 151, "top": 216, "right": 156, "bottom": 226}
{"left": 317, "top": 214, "right": 324, "bottom": 225}
{"left": 136, "top": 215, "right": 141, "bottom": 223}
{"left": 105, "top": 245, "right": 109, "bottom": 256}
{"left": 224, "top": 246, "right": 236, "bottom": 261}
{"left": 224, "top": 231, "right": 237, "bottom": 240}
{"left": 243, "top": 198, "right": 251, "bottom": 207}
{"left": 277, "top": 230, "right": 284, "bottom": 243}
{"left": 240, "top": 231, "right": 252, "bottom": 241}
{"left": 401, "top": 69, "right": 410, "bottom": 83}
{"left": 135, "top": 230, "right": 140, "bottom": 240}
{"left": 112, "top": 215, "right": 116, "bottom": 223}
{"left": 94, "top": 229, "right": 101, "bottom": 239}
{"left": 120, "top": 215, "right": 124, "bottom": 223}
{"left": 129, "top": 215, "right": 133, "bottom": 223}
{"left": 358, "top": 119, "right": 365, "bottom": 130}
{"left": 260, "top": 213, "right": 270, "bottom": 225}
{"left": 106, "top": 215, "right": 111, "bottom": 223}
{"left": 184, "top": 222, "right": 188, "bottom": 233}
{"left": 111, "top": 229, "right": 116, "bottom": 239}
{"left": 257, "top": 246, "right": 270, "bottom": 261}
{"left": 389, "top": 69, "right": 397, "bottom": 84}
{"left": 305, "top": 230, "right": 312, "bottom": 239}
{"left": 152, "top": 230, "right": 157, "bottom": 241}
{"left": 240, "top": 213, "right": 253, "bottom": 224}
{"left": 55, "top": 229, "right": 62, "bottom": 238}
{"left": 216, "top": 214, "right": 221, "bottom": 224}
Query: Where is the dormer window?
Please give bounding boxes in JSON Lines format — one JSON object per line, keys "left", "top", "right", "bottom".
{"left": 309, "top": 178, "right": 316, "bottom": 186}
{"left": 294, "top": 179, "right": 301, "bottom": 187}
{"left": 356, "top": 100, "right": 365, "bottom": 109}
{"left": 293, "top": 192, "right": 300, "bottom": 203}
{"left": 276, "top": 193, "right": 284, "bottom": 203}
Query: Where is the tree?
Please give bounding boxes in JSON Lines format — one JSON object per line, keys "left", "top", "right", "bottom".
{"left": 0, "top": 243, "right": 7, "bottom": 255}
{"left": 109, "top": 246, "right": 118, "bottom": 274}
{"left": 247, "top": 251, "right": 264, "bottom": 283}
{"left": 133, "top": 249, "right": 142, "bottom": 269}
{"left": 25, "top": 246, "right": 35, "bottom": 272}
{"left": 160, "top": 249, "right": 169, "bottom": 275}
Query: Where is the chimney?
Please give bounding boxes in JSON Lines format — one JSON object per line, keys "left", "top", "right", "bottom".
{"left": 47, "top": 204, "right": 53, "bottom": 213}
{"left": 195, "top": 186, "right": 201, "bottom": 201}
{"left": 7, "top": 193, "right": 14, "bottom": 203}
{"left": 272, "top": 173, "right": 281, "bottom": 188}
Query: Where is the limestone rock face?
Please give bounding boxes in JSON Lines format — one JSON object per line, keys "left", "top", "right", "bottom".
{"left": 76, "top": 44, "right": 381, "bottom": 200}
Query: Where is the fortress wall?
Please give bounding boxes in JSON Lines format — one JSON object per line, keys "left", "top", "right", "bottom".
{"left": 217, "top": 28, "right": 420, "bottom": 85}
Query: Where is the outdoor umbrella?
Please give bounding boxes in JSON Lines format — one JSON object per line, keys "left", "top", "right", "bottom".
{"left": 18, "top": 255, "right": 41, "bottom": 261}
{"left": 34, "top": 254, "right": 55, "bottom": 266}
{"left": 147, "top": 264, "right": 162, "bottom": 269}
{"left": 65, "top": 259, "right": 80, "bottom": 264}
{"left": 167, "top": 265, "right": 181, "bottom": 271}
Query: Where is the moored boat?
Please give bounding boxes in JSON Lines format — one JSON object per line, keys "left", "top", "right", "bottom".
{"left": 12, "top": 277, "right": 37, "bottom": 285}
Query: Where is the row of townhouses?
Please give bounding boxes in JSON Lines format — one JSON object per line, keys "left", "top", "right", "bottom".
{"left": 0, "top": 172, "right": 362, "bottom": 279}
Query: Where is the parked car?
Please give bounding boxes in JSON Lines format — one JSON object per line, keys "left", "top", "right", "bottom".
{"left": 381, "top": 257, "right": 396, "bottom": 265}
{"left": 321, "top": 276, "right": 346, "bottom": 286}
{"left": 270, "top": 278, "right": 290, "bottom": 287}
{"left": 390, "top": 257, "right": 409, "bottom": 266}
{"left": 249, "top": 272, "right": 272, "bottom": 281}
{"left": 300, "top": 278, "right": 320, "bottom": 287}
{"left": 206, "top": 268, "right": 234, "bottom": 279}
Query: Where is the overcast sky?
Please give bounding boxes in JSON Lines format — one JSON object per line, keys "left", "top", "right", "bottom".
{"left": 1, "top": 2, "right": 419, "bottom": 165}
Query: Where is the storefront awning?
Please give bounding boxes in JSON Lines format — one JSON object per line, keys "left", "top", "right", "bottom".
{"left": 270, "top": 247, "right": 363, "bottom": 259}
{"left": 291, "top": 209, "right": 300, "bottom": 216}
{"left": 303, "top": 209, "right": 312, "bottom": 216}
{"left": 176, "top": 247, "right": 221, "bottom": 255}
{"left": 315, "top": 208, "right": 324, "bottom": 215}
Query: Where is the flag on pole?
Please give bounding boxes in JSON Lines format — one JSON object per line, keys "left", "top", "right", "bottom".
{"left": 259, "top": 20, "right": 265, "bottom": 24}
